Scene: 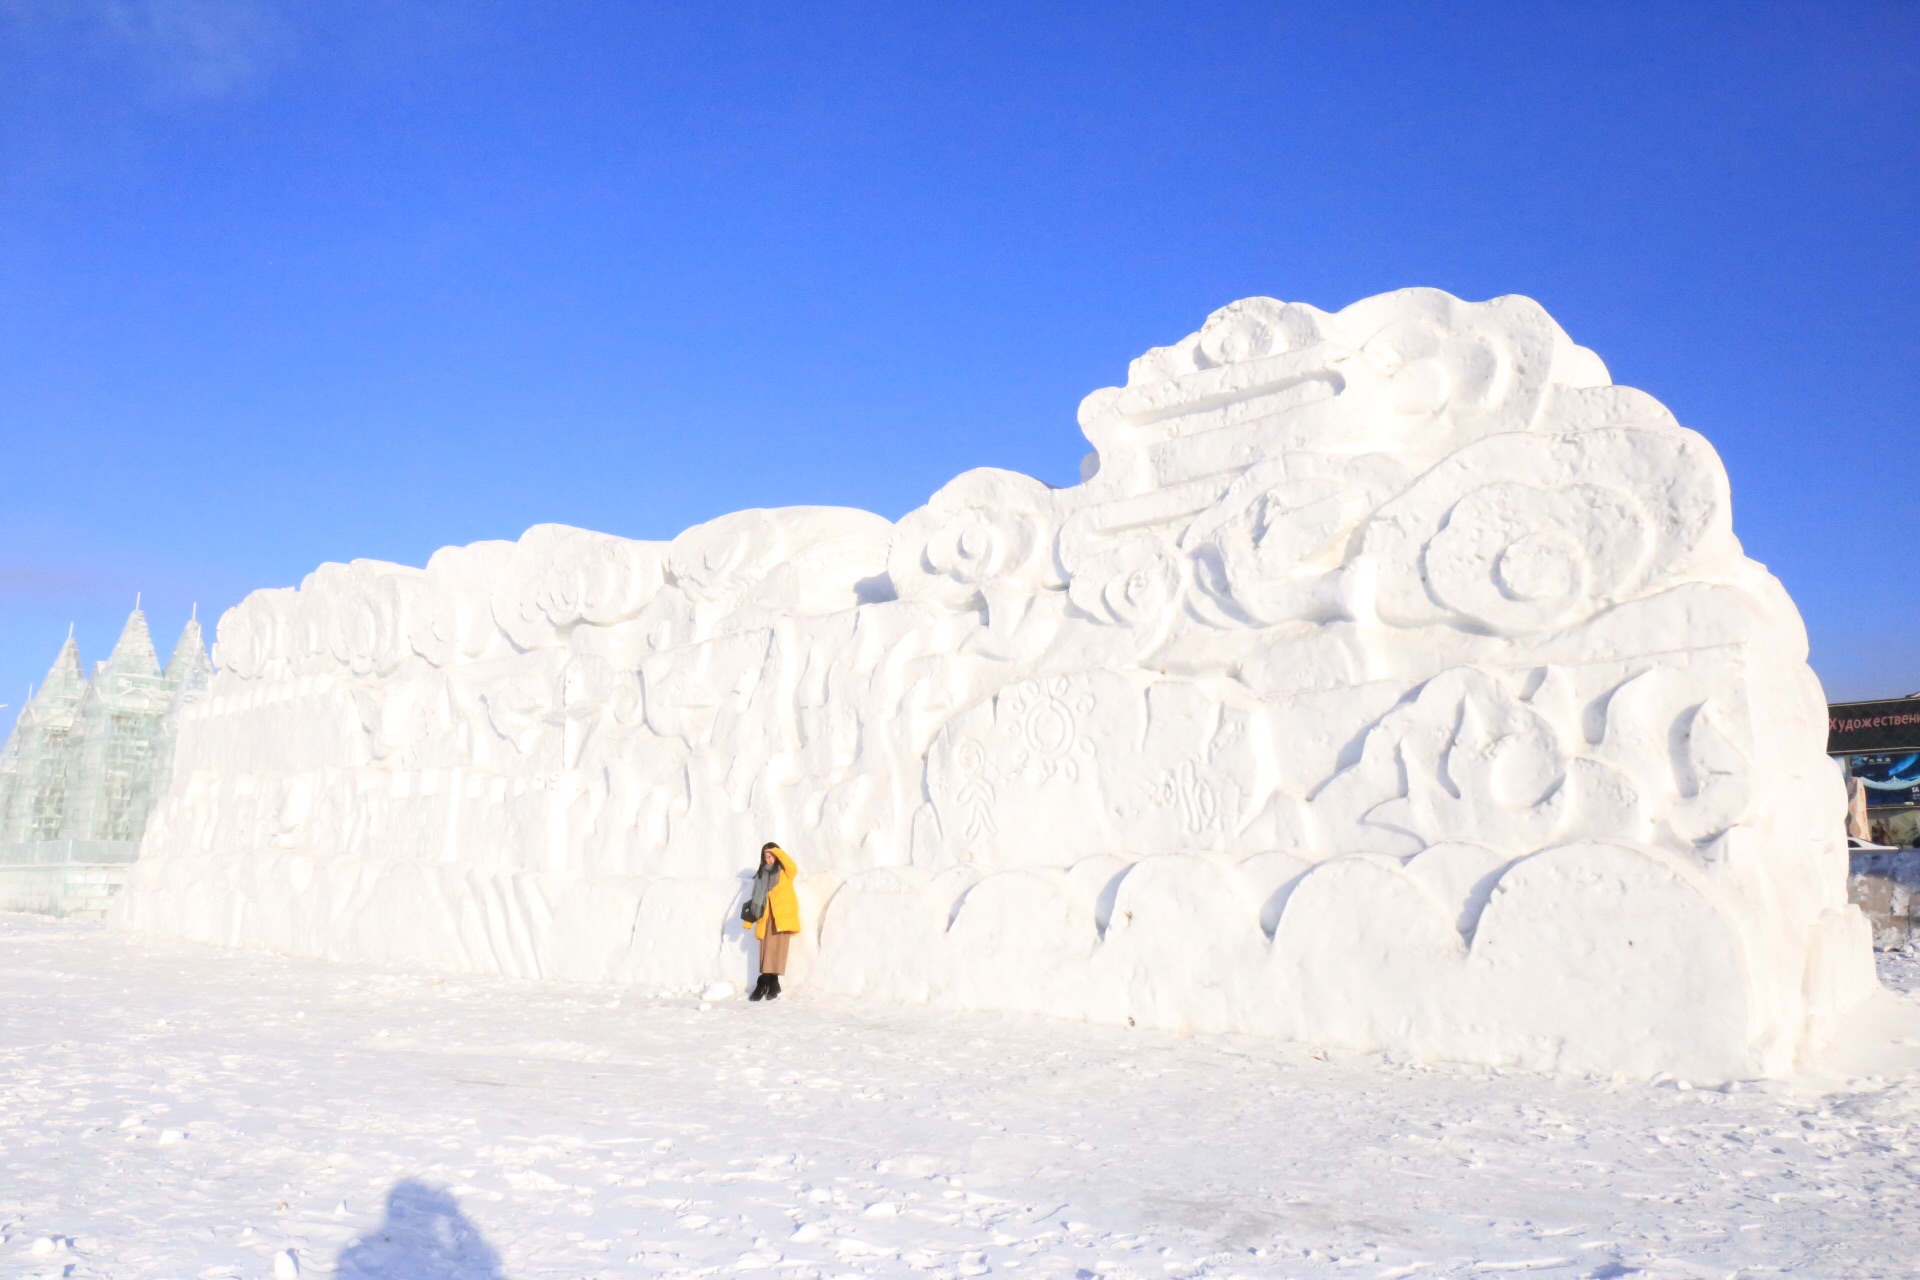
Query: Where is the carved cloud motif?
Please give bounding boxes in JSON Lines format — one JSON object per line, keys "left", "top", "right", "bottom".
{"left": 1361, "top": 427, "right": 1734, "bottom": 637}
{"left": 887, "top": 468, "right": 1065, "bottom": 612}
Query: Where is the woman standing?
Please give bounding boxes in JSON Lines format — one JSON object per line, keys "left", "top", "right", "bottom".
{"left": 743, "top": 842, "right": 800, "bottom": 1001}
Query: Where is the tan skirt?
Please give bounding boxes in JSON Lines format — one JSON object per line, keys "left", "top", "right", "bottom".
{"left": 759, "top": 930, "right": 794, "bottom": 975}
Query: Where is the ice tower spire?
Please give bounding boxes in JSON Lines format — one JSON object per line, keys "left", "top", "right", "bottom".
{"left": 35, "top": 634, "right": 84, "bottom": 705}
{"left": 164, "top": 613, "right": 212, "bottom": 701}
{"left": 102, "top": 603, "right": 162, "bottom": 679}
{"left": 59, "top": 604, "right": 175, "bottom": 845}
{"left": 0, "top": 631, "right": 89, "bottom": 842}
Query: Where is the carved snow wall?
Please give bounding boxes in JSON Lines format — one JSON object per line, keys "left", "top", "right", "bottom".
{"left": 110, "top": 288, "right": 1875, "bottom": 1081}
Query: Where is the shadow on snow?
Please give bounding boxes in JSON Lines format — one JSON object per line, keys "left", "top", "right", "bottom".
{"left": 335, "top": 1179, "right": 504, "bottom": 1280}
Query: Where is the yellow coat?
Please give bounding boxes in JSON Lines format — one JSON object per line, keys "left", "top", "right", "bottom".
{"left": 747, "top": 845, "right": 801, "bottom": 940}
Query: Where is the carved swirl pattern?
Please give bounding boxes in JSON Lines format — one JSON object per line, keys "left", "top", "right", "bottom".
{"left": 888, "top": 469, "right": 1062, "bottom": 611}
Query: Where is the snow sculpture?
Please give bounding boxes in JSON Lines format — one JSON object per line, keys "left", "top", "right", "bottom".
{"left": 110, "top": 289, "right": 1875, "bottom": 1081}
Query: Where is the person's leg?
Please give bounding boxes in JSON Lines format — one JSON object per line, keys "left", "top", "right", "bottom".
{"left": 762, "top": 932, "right": 792, "bottom": 997}
{"left": 750, "top": 933, "right": 774, "bottom": 1000}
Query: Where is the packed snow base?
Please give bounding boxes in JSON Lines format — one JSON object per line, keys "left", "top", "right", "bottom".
{"left": 111, "top": 289, "right": 1874, "bottom": 1081}
{"left": 4, "top": 917, "right": 1919, "bottom": 1280}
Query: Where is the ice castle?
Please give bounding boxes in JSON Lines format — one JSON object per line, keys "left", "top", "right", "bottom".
{"left": 0, "top": 605, "right": 210, "bottom": 916}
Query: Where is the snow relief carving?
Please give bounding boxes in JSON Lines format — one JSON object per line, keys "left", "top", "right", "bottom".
{"left": 110, "top": 288, "right": 1874, "bottom": 1081}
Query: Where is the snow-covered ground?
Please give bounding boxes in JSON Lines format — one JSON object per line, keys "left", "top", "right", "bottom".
{"left": 0, "top": 917, "right": 1915, "bottom": 1280}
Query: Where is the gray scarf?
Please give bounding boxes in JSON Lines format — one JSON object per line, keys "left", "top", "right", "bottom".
{"left": 746, "top": 859, "right": 780, "bottom": 923}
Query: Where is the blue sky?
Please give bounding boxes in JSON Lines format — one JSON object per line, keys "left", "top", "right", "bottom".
{"left": 0, "top": 1, "right": 1914, "bottom": 725}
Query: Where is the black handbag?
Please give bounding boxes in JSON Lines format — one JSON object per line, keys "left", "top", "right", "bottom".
{"left": 740, "top": 898, "right": 764, "bottom": 926}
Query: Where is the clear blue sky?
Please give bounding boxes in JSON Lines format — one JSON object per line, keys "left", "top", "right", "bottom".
{"left": 1, "top": 1, "right": 1915, "bottom": 728}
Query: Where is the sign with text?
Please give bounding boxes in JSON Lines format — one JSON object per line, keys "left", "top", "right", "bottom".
{"left": 1829, "top": 698, "right": 1920, "bottom": 755}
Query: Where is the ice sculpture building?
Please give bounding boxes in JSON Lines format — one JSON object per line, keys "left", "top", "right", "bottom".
{"left": 0, "top": 607, "right": 211, "bottom": 914}
{"left": 110, "top": 289, "right": 1875, "bottom": 1080}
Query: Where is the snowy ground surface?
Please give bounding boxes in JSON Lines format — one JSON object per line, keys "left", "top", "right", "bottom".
{"left": 1, "top": 917, "right": 1916, "bottom": 1280}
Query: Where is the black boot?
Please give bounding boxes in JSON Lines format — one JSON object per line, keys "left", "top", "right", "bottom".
{"left": 765, "top": 974, "right": 781, "bottom": 1000}
{"left": 748, "top": 974, "right": 769, "bottom": 1002}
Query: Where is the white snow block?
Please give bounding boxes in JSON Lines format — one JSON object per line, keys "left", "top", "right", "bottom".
{"left": 110, "top": 288, "right": 1875, "bottom": 1080}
